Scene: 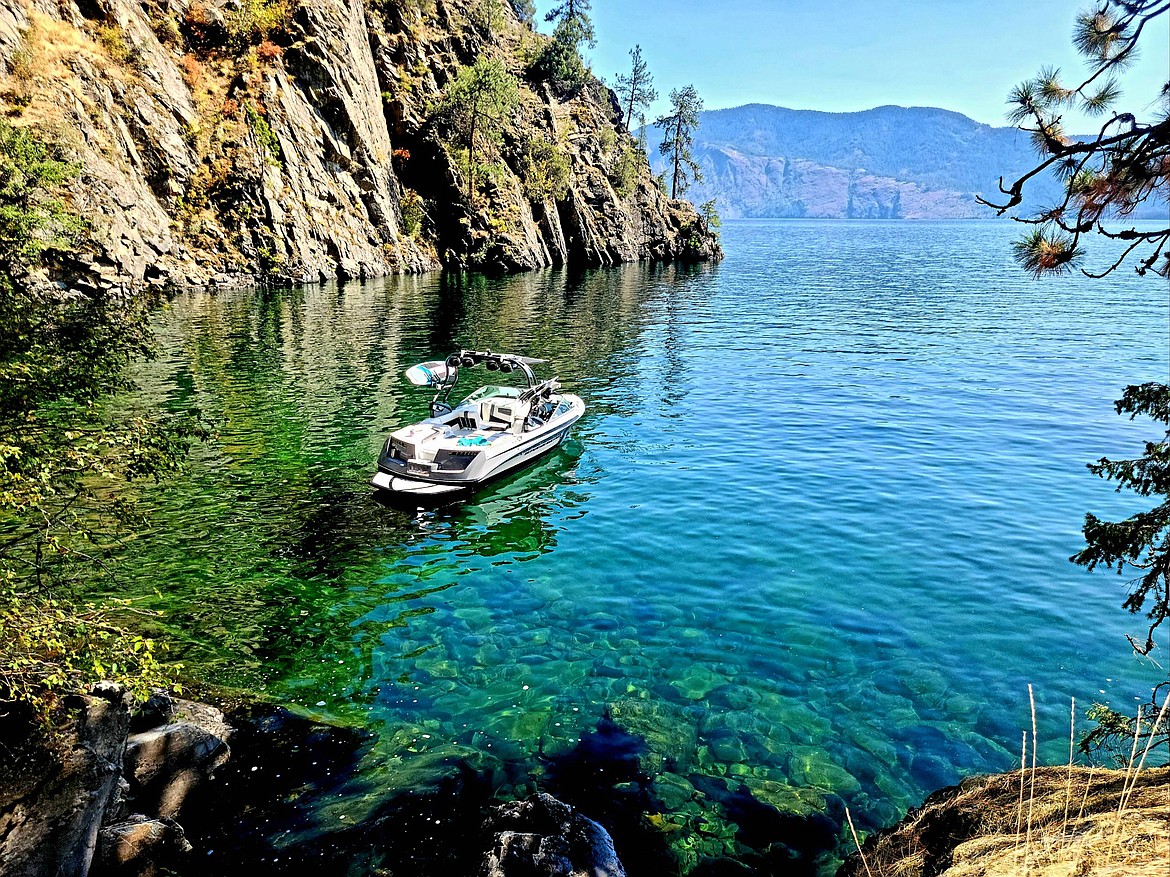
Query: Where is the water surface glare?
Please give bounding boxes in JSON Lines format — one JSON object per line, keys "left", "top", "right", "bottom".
{"left": 127, "top": 220, "right": 1167, "bottom": 867}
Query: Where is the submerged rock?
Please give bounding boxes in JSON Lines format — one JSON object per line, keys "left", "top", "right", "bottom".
{"left": 483, "top": 792, "right": 626, "bottom": 877}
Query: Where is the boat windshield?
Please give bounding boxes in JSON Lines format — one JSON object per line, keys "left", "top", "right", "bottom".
{"left": 459, "top": 385, "right": 522, "bottom": 405}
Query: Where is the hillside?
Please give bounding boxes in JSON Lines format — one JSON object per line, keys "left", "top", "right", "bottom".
{"left": 0, "top": 0, "right": 719, "bottom": 287}
{"left": 651, "top": 103, "right": 1158, "bottom": 220}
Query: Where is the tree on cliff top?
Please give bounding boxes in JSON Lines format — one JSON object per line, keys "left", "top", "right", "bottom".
{"left": 615, "top": 45, "right": 657, "bottom": 132}
{"left": 655, "top": 85, "right": 703, "bottom": 199}
{"left": 983, "top": 1, "right": 1170, "bottom": 750}
{"left": 545, "top": 0, "right": 595, "bottom": 46}
{"left": 532, "top": 0, "right": 594, "bottom": 91}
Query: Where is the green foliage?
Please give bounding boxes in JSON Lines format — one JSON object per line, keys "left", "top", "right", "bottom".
{"left": 609, "top": 142, "right": 642, "bottom": 198}
{"left": 699, "top": 197, "right": 721, "bottom": 235}
{"left": 655, "top": 84, "right": 704, "bottom": 199}
{"left": 225, "top": 0, "right": 291, "bottom": 50}
{"left": 530, "top": 18, "right": 591, "bottom": 92}
{"left": 470, "top": 0, "right": 505, "bottom": 35}
{"left": 400, "top": 188, "right": 425, "bottom": 236}
{"left": 1079, "top": 700, "right": 1169, "bottom": 762}
{"left": 1072, "top": 382, "right": 1170, "bottom": 656}
{"left": 521, "top": 137, "right": 571, "bottom": 202}
{"left": 615, "top": 45, "right": 657, "bottom": 131}
{"left": 244, "top": 101, "right": 282, "bottom": 167}
{"left": 0, "top": 122, "right": 202, "bottom": 722}
{"left": 0, "top": 123, "right": 82, "bottom": 273}
{"left": 437, "top": 57, "right": 520, "bottom": 204}
{"left": 509, "top": 0, "right": 536, "bottom": 25}
{"left": 0, "top": 589, "right": 175, "bottom": 727}
{"left": 983, "top": 0, "right": 1169, "bottom": 278}
{"left": 95, "top": 23, "right": 145, "bottom": 71}
{"left": 544, "top": 0, "right": 594, "bottom": 46}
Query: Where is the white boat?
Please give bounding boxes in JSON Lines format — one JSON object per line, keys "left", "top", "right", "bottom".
{"left": 371, "top": 350, "right": 585, "bottom": 497}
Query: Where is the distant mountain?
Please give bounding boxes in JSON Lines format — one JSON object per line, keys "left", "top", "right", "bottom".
{"left": 648, "top": 104, "right": 1157, "bottom": 220}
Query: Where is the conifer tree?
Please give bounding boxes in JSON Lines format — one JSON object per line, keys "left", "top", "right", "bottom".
{"left": 544, "top": 0, "right": 594, "bottom": 47}
{"left": 615, "top": 45, "right": 657, "bottom": 132}
{"left": 654, "top": 85, "right": 703, "bottom": 199}
{"left": 509, "top": 0, "right": 535, "bottom": 24}
{"left": 439, "top": 58, "right": 520, "bottom": 204}
{"left": 984, "top": 1, "right": 1170, "bottom": 749}
{"left": 981, "top": 0, "right": 1169, "bottom": 279}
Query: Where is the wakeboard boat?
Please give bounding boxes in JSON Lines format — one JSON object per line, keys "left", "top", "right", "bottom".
{"left": 371, "top": 350, "right": 585, "bottom": 497}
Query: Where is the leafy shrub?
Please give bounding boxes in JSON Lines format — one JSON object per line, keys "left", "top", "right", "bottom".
{"left": 244, "top": 101, "right": 282, "bottom": 166}
{"left": 0, "top": 591, "right": 175, "bottom": 727}
{"left": 400, "top": 188, "right": 424, "bottom": 237}
{"left": 522, "top": 137, "right": 571, "bottom": 202}
{"left": 609, "top": 143, "right": 641, "bottom": 198}
{"left": 225, "top": 0, "right": 291, "bottom": 48}
{"left": 0, "top": 122, "right": 202, "bottom": 728}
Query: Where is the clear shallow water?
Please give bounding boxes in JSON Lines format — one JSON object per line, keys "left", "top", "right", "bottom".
{"left": 122, "top": 220, "right": 1167, "bottom": 870}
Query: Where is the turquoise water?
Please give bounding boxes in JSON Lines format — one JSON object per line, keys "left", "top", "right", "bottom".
{"left": 125, "top": 220, "right": 1167, "bottom": 871}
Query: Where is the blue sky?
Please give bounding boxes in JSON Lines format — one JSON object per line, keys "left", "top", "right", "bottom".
{"left": 532, "top": 0, "right": 1170, "bottom": 129}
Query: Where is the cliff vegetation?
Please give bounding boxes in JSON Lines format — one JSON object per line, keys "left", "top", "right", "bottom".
{"left": 0, "top": 0, "right": 720, "bottom": 288}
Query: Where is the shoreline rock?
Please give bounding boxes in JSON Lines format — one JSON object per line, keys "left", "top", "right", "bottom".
{"left": 0, "top": 685, "right": 231, "bottom": 877}
{"left": 835, "top": 764, "right": 1170, "bottom": 877}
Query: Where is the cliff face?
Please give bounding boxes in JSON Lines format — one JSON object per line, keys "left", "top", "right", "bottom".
{"left": 0, "top": 0, "right": 719, "bottom": 287}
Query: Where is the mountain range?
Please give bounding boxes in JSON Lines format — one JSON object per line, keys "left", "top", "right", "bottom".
{"left": 650, "top": 103, "right": 1139, "bottom": 220}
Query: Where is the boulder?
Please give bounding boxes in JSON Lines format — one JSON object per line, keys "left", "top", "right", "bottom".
{"left": 94, "top": 815, "right": 192, "bottom": 877}
{"left": 482, "top": 792, "right": 626, "bottom": 877}
{"left": 0, "top": 683, "right": 130, "bottom": 877}
{"left": 122, "top": 700, "right": 231, "bottom": 819}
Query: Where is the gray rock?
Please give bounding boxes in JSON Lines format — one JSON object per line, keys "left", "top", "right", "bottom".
{"left": 0, "top": 0, "right": 717, "bottom": 291}
{"left": 0, "top": 684, "right": 130, "bottom": 877}
{"left": 95, "top": 815, "right": 192, "bottom": 877}
{"left": 482, "top": 793, "right": 625, "bottom": 877}
{"left": 123, "top": 712, "right": 230, "bottom": 819}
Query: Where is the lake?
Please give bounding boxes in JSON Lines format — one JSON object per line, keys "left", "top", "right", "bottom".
{"left": 121, "top": 219, "right": 1168, "bottom": 873}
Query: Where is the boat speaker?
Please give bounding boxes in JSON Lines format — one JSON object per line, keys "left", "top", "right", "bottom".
{"left": 500, "top": 361, "right": 514, "bottom": 373}
{"left": 446, "top": 355, "right": 461, "bottom": 368}
{"left": 462, "top": 356, "right": 475, "bottom": 368}
{"left": 486, "top": 360, "right": 499, "bottom": 371}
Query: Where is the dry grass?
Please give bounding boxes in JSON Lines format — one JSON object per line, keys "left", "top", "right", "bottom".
{"left": 841, "top": 693, "right": 1170, "bottom": 877}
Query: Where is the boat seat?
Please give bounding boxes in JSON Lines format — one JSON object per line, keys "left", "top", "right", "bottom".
{"left": 479, "top": 398, "right": 525, "bottom": 432}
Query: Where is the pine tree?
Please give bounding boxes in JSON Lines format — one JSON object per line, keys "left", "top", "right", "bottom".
{"left": 614, "top": 45, "right": 657, "bottom": 132}
{"left": 982, "top": 0, "right": 1169, "bottom": 279}
{"left": 544, "top": 0, "right": 594, "bottom": 47}
{"left": 654, "top": 85, "right": 703, "bottom": 199}
{"left": 509, "top": 0, "right": 535, "bottom": 25}
{"left": 439, "top": 58, "right": 520, "bottom": 204}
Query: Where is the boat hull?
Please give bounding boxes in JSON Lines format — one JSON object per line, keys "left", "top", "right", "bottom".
{"left": 371, "top": 401, "right": 582, "bottom": 497}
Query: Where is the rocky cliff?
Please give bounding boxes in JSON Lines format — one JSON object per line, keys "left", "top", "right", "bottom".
{"left": 0, "top": 0, "right": 719, "bottom": 287}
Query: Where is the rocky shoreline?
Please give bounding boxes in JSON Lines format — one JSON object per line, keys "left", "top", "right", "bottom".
{"left": 4, "top": 684, "right": 1166, "bottom": 877}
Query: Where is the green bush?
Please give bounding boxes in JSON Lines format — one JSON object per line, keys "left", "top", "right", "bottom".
{"left": 609, "top": 143, "right": 641, "bottom": 198}
{"left": 522, "top": 138, "right": 571, "bottom": 202}
{"left": 0, "top": 590, "right": 175, "bottom": 727}
{"left": 400, "top": 188, "right": 424, "bottom": 236}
